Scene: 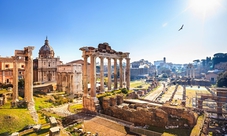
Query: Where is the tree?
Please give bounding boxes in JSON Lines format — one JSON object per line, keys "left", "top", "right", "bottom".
{"left": 213, "top": 53, "right": 227, "bottom": 68}
{"left": 18, "top": 79, "right": 24, "bottom": 89}
{"left": 216, "top": 71, "right": 227, "bottom": 87}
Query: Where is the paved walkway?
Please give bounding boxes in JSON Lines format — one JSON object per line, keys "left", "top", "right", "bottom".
{"left": 49, "top": 104, "right": 73, "bottom": 117}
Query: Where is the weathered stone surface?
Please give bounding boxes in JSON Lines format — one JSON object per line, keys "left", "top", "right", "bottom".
{"left": 101, "top": 99, "right": 197, "bottom": 128}
{"left": 160, "top": 106, "right": 197, "bottom": 127}
{"left": 110, "top": 97, "right": 116, "bottom": 106}
{"left": 125, "top": 92, "right": 139, "bottom": 99}
{"left": 102, "top": 98, "right": 110, "bottom": 109}
{"left": 116, "top": 95, "right": 123, "bottom": 105}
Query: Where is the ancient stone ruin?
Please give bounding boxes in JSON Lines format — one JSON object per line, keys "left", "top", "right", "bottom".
{"left": 80, "top": 43, "right": 130, "bottom": 112}
{"left": 11, "top": 46, "right": 35, "bottom": 107}
{"left": 100, "top": 95, "right": 198, "bottom": 128}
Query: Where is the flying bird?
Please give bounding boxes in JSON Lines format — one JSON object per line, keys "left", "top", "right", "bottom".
{"left": 178, "top": 24, "right": 184, "bottom": 31}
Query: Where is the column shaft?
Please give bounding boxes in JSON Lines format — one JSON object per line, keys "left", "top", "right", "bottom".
{"left": 90, "top": 55, "right": 96, "bottom": 97}
{"left": 100, "top": 57, "right": 104, "bottom": 92}
{"left": 126, "top": 58, "right": 130, "bottom": 90}
{"left": 12, "top": 57, "right": 18, "bottom": 102}
{"left": 83, "top": 55, "right": 88, "bottom": 96}
{"left": 119, "top": 58, "right": 123, "bottom": 88}
{"left": 24, "top": 47, "right": 34, "bottom": 103}
{"left": 114, "top": 58, "right": 117, "bottom": 89}
{"left": 107, "top": 58, "right": 112, "bottom": 91}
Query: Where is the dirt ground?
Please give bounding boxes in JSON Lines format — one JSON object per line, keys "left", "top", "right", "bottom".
{"left": 83, "top": 116, "right": 138, "bottom": 136}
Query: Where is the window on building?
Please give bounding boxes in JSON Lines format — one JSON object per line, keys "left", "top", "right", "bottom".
{"left": 19, "top": 71, "right": 22, "bottom": 74}
{"left": 21, "top": 65, "right": 24, "bottom": 68}
{"left": 49, "top": 62, "right": 50, "bottom": 67}
{"left": 5, "top": 64, "right": 9, "bottom": 68}
{"left": 44, "top": 62, "right": 45, "bottom": 65}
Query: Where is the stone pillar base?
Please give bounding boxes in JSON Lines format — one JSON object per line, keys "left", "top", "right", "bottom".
{"left": 83, "top": 96, "right": 100, "bottom": 113}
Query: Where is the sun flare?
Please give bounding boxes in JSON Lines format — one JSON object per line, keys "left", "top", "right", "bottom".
{"left": 190, "top": 0, "right": 221, "bottom": 18}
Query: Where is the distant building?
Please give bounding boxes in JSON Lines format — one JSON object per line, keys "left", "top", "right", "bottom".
{"left": 67, "top": 59, "right": 91, "bottom": 80}
{"left": 0, "top": 57, "right": 25, "bottom": 84}
{"left": 154, "top": 60, "right": 164, "bottom": 67}
{"left": 130, "top": 59, "right": 155, "bottom": 80}
{"left": 33, "top": 37, "right": 62, "bottom": 83}
{"left": 206, "top": 69, "right": 223, "bottom": 83}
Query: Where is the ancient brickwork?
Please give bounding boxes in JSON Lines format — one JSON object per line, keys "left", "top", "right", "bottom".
{"left": 100, "top": 95, "right": 197, "bottom": 128}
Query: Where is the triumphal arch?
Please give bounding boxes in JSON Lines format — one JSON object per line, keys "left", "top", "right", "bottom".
{"left": 80, "top": 43, "right": 130, "bottom": 112}
{"left": 12, "top": 46, "right": 34, "bottom": 107}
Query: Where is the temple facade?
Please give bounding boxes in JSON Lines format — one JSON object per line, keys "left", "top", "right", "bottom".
{"left": 33, "top": 37, "right": 61, "bottom": 83}
{"left": 80, "top": 42, "right": 130, "bottom": 112}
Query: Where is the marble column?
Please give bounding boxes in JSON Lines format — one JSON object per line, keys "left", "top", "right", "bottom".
{"left": 90, "top": 54, "right": 96, "bottom": 98}
{"left": 12, "top": 56, "right": 19, "bottom": 102}
{"left": 107, "top": 57, "right": 112, "bottom": 91}
{"left": 100, "top": 57, "right": 104, "bottom": 92}
{"left": 113, "top": 58, "right": 117, "bottom": 90}
{"left": 119, "top": 58, "right": 123, "bottom": 88}
{"left": 126, "top": 58, "right": 130, "bottom": 90}
{"left": 83, "top": 55, "right": 88, "bottom": 96}
{"left": 24, "top": 46, "right": 34, "bottom": 103}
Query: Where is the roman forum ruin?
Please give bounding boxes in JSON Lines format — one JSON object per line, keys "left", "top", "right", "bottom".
{"left": 80, "top": 43, "right": 130, "bottom": 112}
{"left": 12, "top": 46, "right": 34, "bottom": 107}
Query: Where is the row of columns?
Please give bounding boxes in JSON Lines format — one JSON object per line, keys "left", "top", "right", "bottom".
{"left": 83, "top": 55, "right": 130, "bottom": 98}
{"left": 186, "top": 68, "right": 195, "bottom": 78}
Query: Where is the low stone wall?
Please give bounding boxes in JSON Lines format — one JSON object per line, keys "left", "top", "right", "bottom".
{"left": 100, "top": 96, "right": 198, "bottom": 128}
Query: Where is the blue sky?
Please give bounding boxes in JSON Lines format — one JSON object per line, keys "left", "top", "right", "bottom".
{"left": 0, "top": 0, "right": 227, "bottom": 64}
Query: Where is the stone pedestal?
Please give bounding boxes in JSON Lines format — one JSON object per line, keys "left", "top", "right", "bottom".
{"left": 83, "top": 96, "right": 99, "bottom": 113}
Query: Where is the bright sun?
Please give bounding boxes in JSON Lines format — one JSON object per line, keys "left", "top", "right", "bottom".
{"left": 190, "top": 0, "right": 221, "bottom": 18}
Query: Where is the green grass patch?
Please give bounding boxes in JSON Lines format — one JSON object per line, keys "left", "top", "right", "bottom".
{"left": 0, "top": 89, "right": 8, "bottom": 94}
{"left": 0, "top": 108, "right": 35, "bottom": 134}
{"left": 34, "top": 96, "right": 53, "bottom": 111}
{"left": 130, "top": 80, "right": 150, "bottom": 89}
{"left": 69, "top": 104, "right": 83, "bottom": 113}
{"left": 190, "top": 115, "right": 204, "bottom": 136}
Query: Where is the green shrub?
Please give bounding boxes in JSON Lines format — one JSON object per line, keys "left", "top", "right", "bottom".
{"left": 121, "top": 88, "right": 128, "bottom": 94}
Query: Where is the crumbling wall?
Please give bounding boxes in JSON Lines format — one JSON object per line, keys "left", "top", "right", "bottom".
{"left": 100, "top": 95, "right": 197, "bottom": 128}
